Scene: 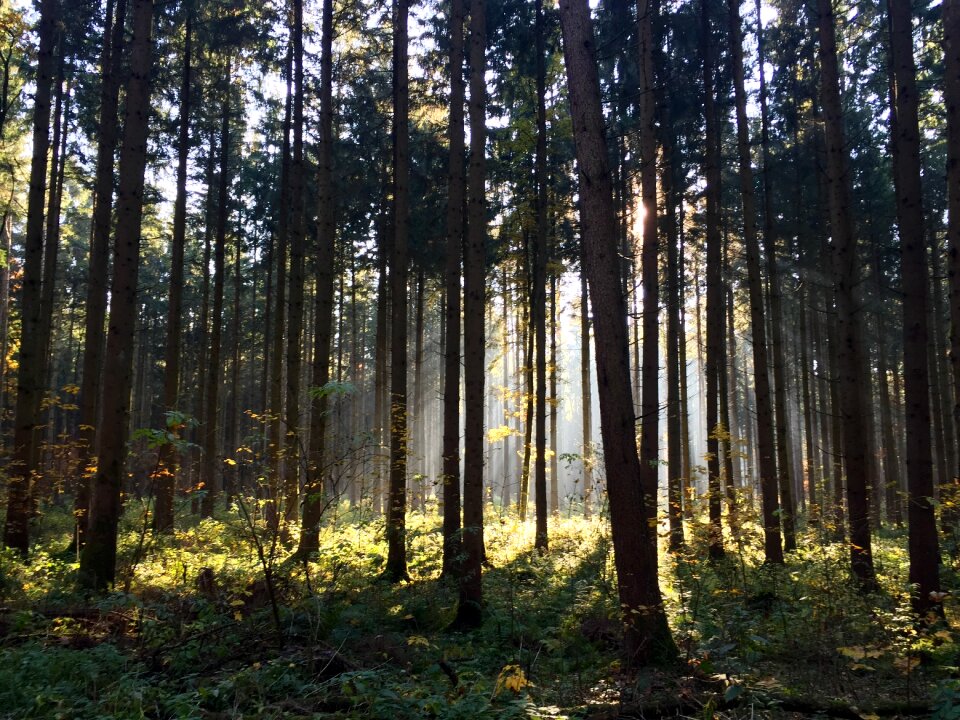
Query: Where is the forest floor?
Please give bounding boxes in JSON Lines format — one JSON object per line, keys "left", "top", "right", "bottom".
{"left": 1, "top": 499, "right": 959, "bottom": 719}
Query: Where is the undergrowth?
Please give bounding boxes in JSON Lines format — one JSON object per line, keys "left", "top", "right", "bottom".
{"left": 0, "top": 498, "right": 958, "bottom": 719}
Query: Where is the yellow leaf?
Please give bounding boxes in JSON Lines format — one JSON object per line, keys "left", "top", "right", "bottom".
{"left": 838, "top": 646, "right": 866, "bottom": 661}
{"left": 223, "top": 458, "right": 237, "bottom": 466}
{"left": 233, "top": 611, "right": 243, "bottom": 621}
{"left": 850, "top": 663, "right": 875, "bottom": 672}
{"left": 407, "top": 635, "right": 430, "bottom": 648}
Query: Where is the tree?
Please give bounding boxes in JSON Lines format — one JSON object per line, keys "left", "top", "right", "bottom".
{"left": 944, "top": 0, "right": 960, "bottom": 497}
{"left": 300, "top": 0, "right": 336, "bottom": 557}
{"left": 727, "top": 0, "right": 783, "bottom": 564}
{"left": 814, "top": 0, "right": 876, "bottom": 588}
{"left": 533, "top": 0, "right": 549, "bottom": 552}
{"left": 702, "top": 0, "right": 725, "bottom": 560}
{"left": 636, "top": 0, "right": 659, "bottom": 560}
{"left": 79, "top": 0, "right": 156, "bottom": 589}
{"left": 441, "top": 0, "right": 465, "bottom": 577}
{"left": 454, "top": 0, "right": 487, "bottom": 627}
{"left": 384, "top": 0, "right": 411, "bottom": 583}
{"left": 200, "top": 61, "right": 232, "bottom": 519}
{"left": 888, "top": 0, "right": 940, "bottom": 615}
{"left": 154, "top": 9, "right": 191, "bottom": 533}
{"left": 3, "top": 0, "right": 58, "bottom": 554}
{"left": 557, "top": 0, "right": 676, "bottom": 665}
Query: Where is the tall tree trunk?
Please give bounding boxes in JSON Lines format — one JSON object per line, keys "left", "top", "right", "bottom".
{"left": 550, "top": 275, "right": 559, "bottom": 514}
{"left": 945, "top": 0, "right": 960, "bottom": 496}
{"left": 728, "top": 0, "right": 783, "bottom": 564}
{"left": 283, "top": 0, "right": 307, "bottom": 524}
{"left": 580, "top": 270, "right": 594, "bottom": 516}
{"left": 637, "top": 0, "right": 660, "bottom": 558}
{"left": 300, "top": 0, "right": 336, "bottom": 556}
{"left": 663, "top": 119, "right": 683, "bottom": 548}
{"left": 441, "top": 0, "right": 465, "bottom": 576}
{"left": 200, "top": 64, "right": 231, "bottom": 519}
{"left": 533, "top": 0, "right": 549, "bottom": 551}
{"left": 877, "top": 310, "right": 904, "bottom": 526}
{"left": 558, "top": 0, "right": 676, "bottom": 665}
{"left": 384, "top": 0, "right": 411, "bottom": 582}
{"left": 816, "top": 0, "right": 876, "bottom": 585}
{"left": 4, "top": 0, "right": 58, "bottom": 554}
{"left": 454, "top": 0, "right": 486, "bottom": 626}
{"left": 703, "top": 0, "right": 725, "bottom": 559}
{"left": 755, "top": 0, "right": 796, "bottom": 551}
{"left": 79, "top": 0, "right": 155, "bottom": 588}
{"left": 888, "top": 0, "right": 941, "bottom": 614}
{"left": 266, "top": 43, "right": 292, "bottom": 526}
{"left": 155, "top": 12, "right": 191, "bottom": 532}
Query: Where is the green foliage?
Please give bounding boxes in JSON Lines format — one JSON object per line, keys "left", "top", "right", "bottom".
{"left": 1, "top": 500, "right": 958, "bottom": 718}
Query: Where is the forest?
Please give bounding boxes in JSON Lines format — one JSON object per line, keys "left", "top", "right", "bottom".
{"left": 0, "top": 0, "right": 959, "bottom": 716}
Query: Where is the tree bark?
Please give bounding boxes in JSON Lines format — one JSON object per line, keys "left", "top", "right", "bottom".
{"left": 441, "top": 0, "right": 465, "bottom": 577}
{"left": 79, "top": 0, "right": 155, "bottom": 588}
{"left": 888, "top": 0, "right": 941, "bottom": 614}
{"left": 816, "top": 0, "right": 877, "bottom": 586}
{"left": 558, "top": 0, "right": 676, "bottom": 665}
{"left": 946, "top": 0, "right": 960, "bottom": 498}
{"left": 453, "top": 0, "right": 487, "bottom": 626}
{"left": 283, "top": 0, "right": 307, "bottom": 525}
{"left": 728, "top": 0, "right": 783, "bottom": 564}
{"left": 299, "top": 0, "right": 336, "bottom": 556}
{"left": 155, "top": 11, "right": 191, "bottom": 532}
{"left": 200, "top": 63, "right": 231, "bottom": 519}
{"left": 703, "top": 0, "right": 725, "bottom": 559}
{"left": 384, "top": 0, "right": 411, "bottom": 582}
{"left": 4, "top": 0, "right": 58, "bottom": 554}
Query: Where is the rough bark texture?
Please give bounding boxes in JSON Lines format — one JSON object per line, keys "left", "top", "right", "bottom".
{"left": 4, "top": 0, "right": 58, "bottom": 554}
{"left": 79, "top": 0, "right": 155, "bottom": 588}
{"left": 154, "top": 12, "right": 191, "bottom": 533}
{"left": 454, "top": 0, "right": 487, "bottom": 627}
{"left": 300, "top": 0, "right": 336, "bottom": 556}
{"left": 888, "top": 0, "right": 940, "bottom": 614}
{"left": 816, "top": 0, "right": 876, "bottom": 587}
{"left": 755, "top": 0, "right": 796, "bottom": 551}
{"left": 385, "top": 0, "right": 411, "bottom": 583}
{"left": 702, "top": 0, "right": 725, "bottom": 559}
{"left": 200, "top": 65, "right": 231, "bottom": 519}
{"left": 580, "top": 271, "right": 594, "bottom": 516}
{"left": 283, "top": 0, "right": 307, "bottom": 525}
{"left": 944, "top": 0, "right": 960, "bottom": 500}
{"left": 441, "top": 0, "right": 465, "bottom": 578}
{"left": 637, "top": 0, "right": 660, "bottom": 556}
{"left": 558, "top": 0, "right": 676, "bottom": 665}
{"left": 533, "top": 0, "right": 548, "bottom": 552}
{"left": 727, "top": 0, "right": 783, "bottom": 564}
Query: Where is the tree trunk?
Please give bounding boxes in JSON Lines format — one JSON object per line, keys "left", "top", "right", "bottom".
{"left": 637, "top": 0, "right": 660, "bottom": 559}
{"left": 384, "top": 0, "right": 411, "bottom": 583}
{"left": 580, "top": 270, "right": 594, "bottom": 516}
{"left": 816, "top": 0, "right": 876, "bottom": 585}
{"left": 888, "top": 0, "right": 941, "bottom": 615}
{"left": 441, "top": 0, "right": 464, "bottom": 576}
{"left": 703, "top": 0, "right": 725, "bottom": 559}
{"left": 454, "top": 0, "right": 487, "bottom": 626}
{"left": 945, "top": 0, "right": 960, "bottom": 499}
{"left": 533, "top": 0, "right": 548, "bottom": 552}
{"left": 283, "top": 0, "right": 307, "bottom": 524}
{"left": 300, "top": 0, "right": 336, "bottom": 556}
{"left": 662, "top": 113, "right": 683, "bottom": 549}
{"left": 558, "top": 0, "right": 676, "bottom": 665}
{"left": 200, "top": 63, "right": 231, "bottom": 519}
{"left": 79, "top": 0, "right": 155, "bottom": 588}
{"left": 4, "top": 0, "right": 58, "bottom": 554}
{"left": 155, "top": 11, "right": 191, "bottom": 532}
{"left": 755, "top": 0, "right": 796, "bottom": 551}
{"left": 728, "top": 0, "right": 783, "bottom": 564}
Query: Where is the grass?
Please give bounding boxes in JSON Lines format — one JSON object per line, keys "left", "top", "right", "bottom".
{"left": 1, "top": 496, "right": 959, "bottom": 719}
